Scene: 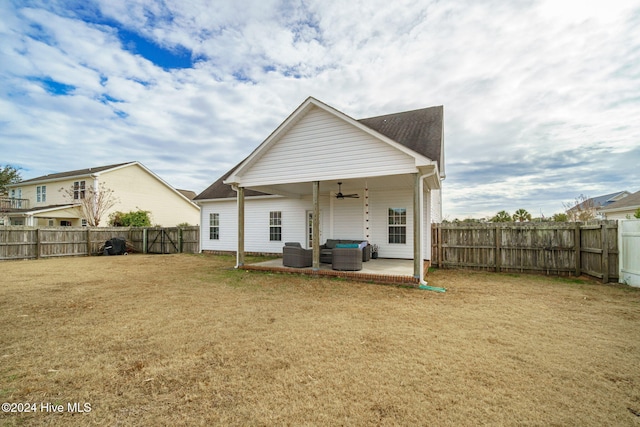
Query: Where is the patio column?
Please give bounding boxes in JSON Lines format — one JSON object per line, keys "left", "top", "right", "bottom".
{"left": 413, "top": 173, "right": 421, "bottom": 279}
{"left": 236, "top": 186, "right": 245, "bottom": 268}
{"left": 312, "top": 181, "right": 320, "bottom": 270}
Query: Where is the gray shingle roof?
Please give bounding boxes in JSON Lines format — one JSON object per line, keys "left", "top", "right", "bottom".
{"left": 195, "top": 105, "right": 444, "bottom": 201}
{"left": 358, "top": 105, "right": 443, "bottom": 172}
{"left": 600, "top": 190, "right": 640, "bottom": 211}
{"left": 567, "top": 191, "right": 630, "bottom": 212}
{"left": 16, "top": 162, "right": 135, "bottom": 185}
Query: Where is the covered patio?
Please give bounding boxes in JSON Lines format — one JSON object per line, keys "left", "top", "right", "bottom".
{"left": 242, "top": 257, "right": 423, "bottom": 286}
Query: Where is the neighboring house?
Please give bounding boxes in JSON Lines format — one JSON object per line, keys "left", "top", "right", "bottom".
{"left": 194, "top": 97, "right": 444, "bottom": 280}
{"left": 1, "top": 162, "right": 200, "bottom": 227}
{"left": 566, "top": 191, "right": 631, "bottom": 220}
{"left": 599, "top": 190, "right": 640, "bottom": 220}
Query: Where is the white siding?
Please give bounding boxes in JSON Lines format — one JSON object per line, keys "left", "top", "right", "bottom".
{"left": 200, "top": 188, "right": 436, "bottom": 260}
{"left": 369, "top": 189, "right": 414, "bottom": 259}
{"left": 239, "top": 106, "right": 418, "bottom": 187}
{"left": 200, "top": 196, "right": 331, "bottom": 253}
{"left": 331, "top": 196, "right": 365, "bottom": 240}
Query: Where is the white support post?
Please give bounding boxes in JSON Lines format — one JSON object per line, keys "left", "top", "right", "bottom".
{"left": 312, "top": 181, "right": 320, "bottom": 271}
{"left": 413, "top": 173, "right": 421, "bottom": 279}
{"left": 236, "top": 186, "right": 245, "bottom": 268}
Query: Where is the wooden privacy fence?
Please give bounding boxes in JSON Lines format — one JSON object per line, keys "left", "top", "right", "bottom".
{"left": 0, "top": 226, "right": 200, "bottom": 260}
{"left": 431, "top": 221, "right": 618, "bottom": 283}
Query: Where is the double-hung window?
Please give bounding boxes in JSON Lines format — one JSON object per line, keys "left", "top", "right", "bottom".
{"left": 388, "top": 208, "right": 407, "bottom": 244}
{"left": 73, "top": 181, "right": 86, "bottom": 200}
{"left": 36, "top": 185, "right": 47, "bottom": 203}
{"left": 209, "top": 213, "right": 220, "bottom": 240}
{"left": 269, "top": 211, "right": 282, "bottom": 241}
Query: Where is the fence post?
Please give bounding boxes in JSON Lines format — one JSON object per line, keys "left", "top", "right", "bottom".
{"left": 86, "top": 228, "right": 91, "bottom": 256}
{"left": 495, "top": 224, "right": 501, "bottom": 273}
{"left": 437, "top": 224, "right": 443, "bottom": 269}
{"left": 179, "top": 228, "right": 183, "bottom": 253}
{"left": 35, "top": 228, "right": 41, "bottom": 260}
{"left": 574, "top": 223, "right": 581, "bottom": 276}
{"left": 143, "top": 228, "right": 148, "bottom": 254}
{"left": 602, "top": 223, "right": 609, "bottom": 283}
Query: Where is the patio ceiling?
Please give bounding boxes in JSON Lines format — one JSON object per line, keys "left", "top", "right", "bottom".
{"left": 243, "top": 168, "right": 438, "bottom": 199}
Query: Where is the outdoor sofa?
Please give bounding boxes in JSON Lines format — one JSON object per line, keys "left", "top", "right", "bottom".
{"left": 320, "top": 239, "right": 371, "bottom": 264}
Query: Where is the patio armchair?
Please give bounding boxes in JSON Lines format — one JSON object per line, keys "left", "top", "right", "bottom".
{"left": 282, "top": 242, "right": 312, "bottom": 268}
{"left": 331, "top": 247, "right": 363, "bottom": 271}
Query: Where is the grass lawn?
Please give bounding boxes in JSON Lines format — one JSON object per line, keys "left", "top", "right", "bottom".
{"left": 1, "top": 253, "right": 640, "bottom": 426}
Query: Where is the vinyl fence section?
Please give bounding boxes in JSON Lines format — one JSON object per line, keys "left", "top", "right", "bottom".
{"left": 618, "top": 220, "right": 640, "bottom": 287}
{"left": 0, "top": 226, "right": 200, "bottom": 260}
{"left": 431, "top": 221, "right": 618, "bottom": 283}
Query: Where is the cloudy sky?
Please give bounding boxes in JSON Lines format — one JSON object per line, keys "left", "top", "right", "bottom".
{"left": 1, "top": 0, "right": 639, "bottom": 219}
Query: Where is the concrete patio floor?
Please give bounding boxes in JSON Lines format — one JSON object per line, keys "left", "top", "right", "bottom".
{"left": 242, "top": 258, "right": 422, "bottom": 286}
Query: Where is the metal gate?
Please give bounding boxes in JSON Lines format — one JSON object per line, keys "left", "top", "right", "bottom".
{"left": 619, "top": 220, "right": 640, "bottom": 287}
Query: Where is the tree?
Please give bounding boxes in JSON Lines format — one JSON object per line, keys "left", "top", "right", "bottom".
{"left": 512, "top": 208, "right": 532, "bottom": 222}
{"left": 0, "top": 165, "right": 22, "bottom": 195}
{"left": 635, "top": 208, "right": 640, "bottom": 219}
{"left": 563, "top": 194, "right": 596, "bottom": 222}
{"left": 60, "top": 182, "right": 118, "bottom": 227}
{"left": 552, "top": 212, "right": 568, "bottom": 222}
{"left": 491, "top": 210, "right": 512, "bottom": 222}
{"left": 109, "top": 209, "right": 152, "bottom": 227}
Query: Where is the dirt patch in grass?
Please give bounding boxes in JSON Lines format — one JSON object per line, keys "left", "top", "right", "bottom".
{"left": 1, "top": 254, "right": 640, "bottom": 426}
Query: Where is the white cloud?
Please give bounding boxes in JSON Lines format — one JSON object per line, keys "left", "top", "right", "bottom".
{"left": 1, "top": 0, "right": 639, "bottom": 218}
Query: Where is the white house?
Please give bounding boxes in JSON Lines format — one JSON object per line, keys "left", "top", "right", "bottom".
{"left": 194, "top": 97, "right": 444, "bottom": 283}
{"left": 600, "top": 190, "right": 640, "bottom": 220}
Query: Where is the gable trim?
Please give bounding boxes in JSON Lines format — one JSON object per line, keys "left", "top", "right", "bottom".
{"left": 225, "top": 97, "right": 436, "bottom": 186}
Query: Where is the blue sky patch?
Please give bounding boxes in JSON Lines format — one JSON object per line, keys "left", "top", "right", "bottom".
{"left": 117, "top": 29, "right": 194, "bottom": 70}
{"left": 29, "top": 77, "right": 75, "bottom": 95}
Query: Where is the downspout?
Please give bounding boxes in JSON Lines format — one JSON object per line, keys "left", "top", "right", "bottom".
{"left": 91, "top": 174, "right": 99, "bottom": 226}
{"left": 418, "top": 170, "right": 446, "bottom": 292}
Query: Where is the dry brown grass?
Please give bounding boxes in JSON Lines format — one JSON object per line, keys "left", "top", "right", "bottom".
{"left": 1, "top": 254, "right": 640, "bottom": 426}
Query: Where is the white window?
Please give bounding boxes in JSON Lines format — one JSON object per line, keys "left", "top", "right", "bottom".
{"left": 37, "top": 185, "right": 47, "bottom": 203}
{"left": 209, "top": 213, "right": 219, "bottom": 240}
{"left": 269, "top": 211, "right": 282, "bottom": 241}
{"left": 73, "top": 181, "right": 85, "bottom": 199}
{"left": 388, "top": 208, "right": 407, "bottom": 244}
{"left": 81, "top": 219, "right": 88, "bottom": 227}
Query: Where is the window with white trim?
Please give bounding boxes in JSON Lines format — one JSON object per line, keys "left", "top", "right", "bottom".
{"left": 73, "top": 181, "right": 85, "bottom": 199}
{"left": 209, "top": 213, "right": 219, "bottom": 240}
{"left": 388, "top": 208, "right": 407, "bottom": 244}
{"left": 37, "top": 185, "right": 47, "bottom": 203}
{"left": 269, "top": 211, "right": 282, "bottom": 241}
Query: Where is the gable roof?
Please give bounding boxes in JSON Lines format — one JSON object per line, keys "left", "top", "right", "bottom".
{"left": 358, "top": 106, "right": 444, "bottom": 175}
{"left": 9, "top": 161, "right": 198, "bottom": 208}
{"left": 599, "top": 190, "right": 640, "bottom": 212}
{"left": 9, "top": 162, "right": 135, "bottom": 185}
{"left": 195, "top": 98, "right": 443, "bottom": 201}
{"left": 567, "top": 191, "right": 630, "bottom": 213}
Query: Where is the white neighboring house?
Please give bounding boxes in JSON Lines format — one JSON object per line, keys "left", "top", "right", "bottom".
{"left": 600, "top": 190, "right": 640, "bottom": 220}
{"left": 2, "top": 161, "right": 200, "bottom": 227}
{"left": 194, "top": 97, "right": 445, "bottom": 281}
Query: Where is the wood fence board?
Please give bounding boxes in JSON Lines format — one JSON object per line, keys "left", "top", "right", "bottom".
{"left": 431, "top": 221, "right": 618, "bottom": 283}
{"left": 0, "top": 226, "right": 200, "bottom": 260}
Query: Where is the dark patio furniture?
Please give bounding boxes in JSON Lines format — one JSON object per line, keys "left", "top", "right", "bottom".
{"left": 331, "top": 247, "right": 363, "bottom": 271}
{"left": 282, "top": 242, "right": 312, "bottom": 268}
{"left": 320, "top": 239, "right": 371, "bottom": 263}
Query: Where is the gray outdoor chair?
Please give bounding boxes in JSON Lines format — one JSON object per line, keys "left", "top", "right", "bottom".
{"left": 282, "top": 242, "right": 312, "bottom": 268}
{"left": 331, "top": 247, "right": 363, "bottom": 271}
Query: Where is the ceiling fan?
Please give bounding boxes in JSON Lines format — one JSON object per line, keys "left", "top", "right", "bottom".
{"left": 335, "top": 182, "right": 359, "bottom": 199}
